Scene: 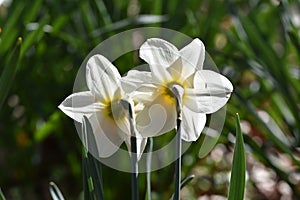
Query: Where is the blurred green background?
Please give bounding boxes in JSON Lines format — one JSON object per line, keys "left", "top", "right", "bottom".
{"left": 1, "top": 0, "right": 300, "bottom": 199}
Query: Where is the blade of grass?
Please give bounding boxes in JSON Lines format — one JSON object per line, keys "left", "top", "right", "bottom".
{"left": 91, "top": 15, "right": 168, "bottom": 37}
{"left": 0, "top": 37, "right": 22, "bottom": 110}
{"left": 180, "top": 175, "right": 195, "bottom": 190}
{"left": 228, "top": 113, "right": 246, "bottom": 200}
{"left": 49, "top": 182, "right": 65, "bottom": 200}
{"left": 93, "top": 0, "right": 112, "bottom": 26}
{"left": 34, "top": 111, "right": 63, "bottom": 142}
{"left": 0, "top": 3, "right": 24, "bottom": 55}
{"left": 170, "top": 175, "right": 195, "bottom": 199}
{"left": 23, "top": 0, "right": 42, "bottom": 24}
{"left": 0, "top": 188, "right": 6, "bottom": 200}
{"left": 79, "top": 1, "right": 96, "bottom": 34}
{"left": 21, "top": 17, "right": 49, "bottom": 57}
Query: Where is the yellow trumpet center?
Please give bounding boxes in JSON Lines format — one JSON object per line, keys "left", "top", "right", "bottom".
{"left": 161, "top": 81, "right": 185, "bottom": 103}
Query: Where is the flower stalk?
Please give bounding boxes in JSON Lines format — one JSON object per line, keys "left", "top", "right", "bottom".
{"left": 146, "top": 138, "right": 153, "bottom": 200}
{"left": 171, "top": 85, "right": 184, "bottom": 200}
{"left": 120, "top": 99, "right": 139, "bottom": 200}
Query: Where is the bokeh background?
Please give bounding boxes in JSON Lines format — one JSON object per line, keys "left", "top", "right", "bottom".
{"left": 1, "top": 0, "right": 300, "bottom": 199}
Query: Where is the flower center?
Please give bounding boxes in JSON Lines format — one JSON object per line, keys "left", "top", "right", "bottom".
{"left": 161, "top": 81, "right": 184, "bottom": 103}
{"left": 105, "top": 99, "right": 126, "bottom": 121}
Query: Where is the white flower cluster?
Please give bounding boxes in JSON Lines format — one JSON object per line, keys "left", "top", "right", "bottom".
{"left": 58, "top": 38, "right": 233, "bottom": 159}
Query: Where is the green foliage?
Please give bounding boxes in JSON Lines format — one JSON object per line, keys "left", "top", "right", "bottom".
{"left": 0, "top": 37, "right": 21, "bottom": 109}
{"left": 49, "top": 182, "right": 65, "bottom": 200}
{"left": 0, "top": 187, "right": 6, "bottom": 200}
{"left": 82, "top": 116, "right": 104, "bottom": 200}
{"left": 0, "top": 0, "right": 300, "bottom": 199}
{"left": 228, "top": 114, "right": 245, "bottom": 200}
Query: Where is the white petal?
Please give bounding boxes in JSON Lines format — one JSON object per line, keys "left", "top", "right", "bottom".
{"left": 166, "top": 57, "right": 187, "bottom": 81}
{"left": 58, "top": 91, "right": 104, "bottom": 122}
{"left": 139, "top": 38, "right": 178, "bottom": 83}
{"left": 184, "top": 70, "right": 233, "bottom": 113}
{"left": 140, "top": 38, "right": 179, "bottom": 67}
{"left": 181, "top": 106, "right": 206, "bottom": 142}
{"left": 129, "top": 84, "right": 160, "bottom": 103}
{"left": 136, "top": 94, "right": 176, "bottom": 137}
{"left": 180, "top": 38, "right": 205, "bottom": 71}
{"left": 86, "top": 54, "right": 121, "bottom": 102}
{"left": 88, "top": 112, "right": 124, "bottom": 158}
{"left": 121, "top": 70, "right": 152, "bottom": 93}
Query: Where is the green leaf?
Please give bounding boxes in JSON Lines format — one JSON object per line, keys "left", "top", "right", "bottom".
{"left": 0, "top": 37, "right": 22, "bottom": 110}
{"left": 21, "top": 17, "right": 49, "bottom": 57}
{"left": 34, "top": 111, "right": 63, "bottom": 142}
{"left": 0, "top": 3, "right": 25, "bottom": 55}
{"left": 170, "top": 175, "right": 195, "bottom": 200}
{"left": 0, "top": 187, "right": 6, "bottom": 200}
{"left": 228, "top": 113, "right": 246, "bottom": 200}
{"left": 180, "top": 175, "right": 195, "bottom": 189}
{"left": 49, "top": 182, "right": 65, "bottom": 200}
{"left": 82, "top": 116, "right": 104, "bottom": 200}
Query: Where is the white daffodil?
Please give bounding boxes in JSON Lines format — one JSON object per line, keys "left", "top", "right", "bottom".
{"left": 124, "top": 38, "right": 233, "bottom": 142}
{"left": 58, "top": 54, "right": 147, "bottom": 158}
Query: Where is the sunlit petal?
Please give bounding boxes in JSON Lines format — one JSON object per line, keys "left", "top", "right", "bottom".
{"left": 185, "top": 70, "right": 233, "bottom": 113}
{"left": 121, "top": 70, "right": 152, "bottom": 93}
{"left": 86, "top": 54, "right": 121, "bottom": 102}
{"left": 180, "top": 38, "right": 205, "bottom": 71}
{"left": 181, "top": 106, "right": 206, "bottom": 142}
{"left": 58, "top": 91, "right": 104, "bottom": 122}
{"left": 88, "top": 112, "right": 124, "bottom": 158}
{"left": 166, "top": 57, "right": 185, "bottom": 81}
{"left": 139, "top": 38, "right": 179, "bottom": 83}
{"left": 129, "top": 84, "right": 160, "bottom": 103}
{"left": 140, "top": 38, "right": 179, "bottom": 66}
{"left": 136, "top": 95, "right": 176, "bottom": 137}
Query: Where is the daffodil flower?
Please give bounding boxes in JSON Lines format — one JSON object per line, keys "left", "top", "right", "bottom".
{"left": 125, "top": 38, "right": 233, "bottom": 141}
{"left": 58, "top": 54, "right": 147, "bottom": 158}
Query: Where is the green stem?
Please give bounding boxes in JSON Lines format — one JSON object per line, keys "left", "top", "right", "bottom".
{"left": 131, "top": 136, "right": 139, "bottom": 200}
{"left": 173, "top": 118, "right": 182, "bottom": 200}
{"left": 171, "top": 85, "right": 184, "bottom": 200}
{"left": 121, "top": 99, "right": 139, "bottom": 200}
{"left": 146, "top": 138, "right": 153, "bottom": 200}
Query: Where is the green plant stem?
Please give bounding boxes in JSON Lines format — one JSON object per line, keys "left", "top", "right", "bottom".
{"left": 122, "top": 99, "right": 139, "bottom": 200}
{"left": 0, "top": 37, "right": 21, "bottom": 110}
{"left": 171, "top": 85, "right": 184, "bottom": 200}
{"left": 173, "top": 118, "right": 182, "bottom": 200}
{"left": 131, "top": 136, "right": 139, "bottom": 200}
{"left": 146, "top": 137, "right": 153, "bottom": 200}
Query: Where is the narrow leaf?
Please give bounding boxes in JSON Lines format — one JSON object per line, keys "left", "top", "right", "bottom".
{"left": 49, "top": 182, "right": 65, "bottom": 200}
{"left": 0, "top": 188, "right": 6, "bottom": 200}
{"left": 82, "top": 116, "right": 104, "bottom": 200}
{"left": 170, "top": 175, "right": 195, "bottom": 200}
{"left": 180, "top": 175, "right": 195, "bottom": 189}
{"left": 34, "top": 111, "right": 62, "bottom": 142}
{"left": 0, "top": 37, "right": 22, "bottom": 110}
{"left": 228, "top": 113, "right": 246, "bottom": 200}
